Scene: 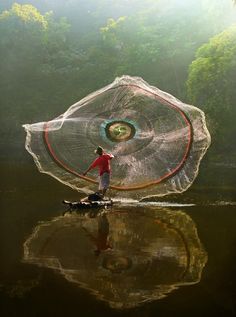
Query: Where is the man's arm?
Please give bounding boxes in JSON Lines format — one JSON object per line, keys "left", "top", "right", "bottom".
{"left": 83, "top": 167, "right": 91, "bottom": 176}
{"left": 83, "top": 158, "right": 98, "bottom": 176}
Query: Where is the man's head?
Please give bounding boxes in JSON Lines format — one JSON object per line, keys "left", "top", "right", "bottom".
{"left": 95, "top": 146, "right": 103, "bottom": 156}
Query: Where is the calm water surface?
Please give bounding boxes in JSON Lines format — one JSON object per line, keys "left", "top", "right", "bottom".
{"left": 1, "top": 163, "right": 236, "bottom": 317}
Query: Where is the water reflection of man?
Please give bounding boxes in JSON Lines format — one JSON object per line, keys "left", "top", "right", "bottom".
{"left": 83, "top": 213, "right": 112, "bottom": 256}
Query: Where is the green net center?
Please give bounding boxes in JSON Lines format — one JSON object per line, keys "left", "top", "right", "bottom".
{"left": 105, "top": 121, "right": 136, "bottom": 142}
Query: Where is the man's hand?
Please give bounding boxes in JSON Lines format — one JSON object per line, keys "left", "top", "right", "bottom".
{"left": 83, "top": 166, "right": 92, "bottom": 176}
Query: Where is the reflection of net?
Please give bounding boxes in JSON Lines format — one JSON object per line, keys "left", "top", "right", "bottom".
{"left": 23, "top": 207, "right": 207, "bottom": 309}
{"left": 23, "top": 76, "right": 210, "bottom": 199}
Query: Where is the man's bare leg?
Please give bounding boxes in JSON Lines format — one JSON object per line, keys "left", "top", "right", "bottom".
{"left": 99, "top": 188, "right": 107, "bottom": 198}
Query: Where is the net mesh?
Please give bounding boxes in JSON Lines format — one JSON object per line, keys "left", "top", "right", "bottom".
{"left": 23, "top": 76, "right": 211, "bottom": 199}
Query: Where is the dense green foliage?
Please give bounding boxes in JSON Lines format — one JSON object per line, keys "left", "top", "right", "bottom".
{"left": 0, "top": 0, "right": 236, "bottom": 162}
{"left": 187, "top": 25, "right": 236, "bottom": 154}
{"left": 0, "top": 4, "right": 72, "bottom": 122}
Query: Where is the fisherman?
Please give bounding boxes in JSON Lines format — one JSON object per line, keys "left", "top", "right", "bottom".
{"left": 83, "top": 146, "right": 114, "bottom": 198}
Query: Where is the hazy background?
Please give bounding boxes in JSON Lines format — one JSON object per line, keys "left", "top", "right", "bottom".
{"left": 0, "top": 0, "right": 236, "bottom": 171}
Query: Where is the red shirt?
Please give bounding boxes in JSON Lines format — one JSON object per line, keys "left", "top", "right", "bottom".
{"left": 89, "top": 153, "right": 114, "bottom": 176}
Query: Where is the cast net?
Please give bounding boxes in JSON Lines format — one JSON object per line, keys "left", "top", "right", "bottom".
{"left": 23, "top": 76, "right": 211, "bottom": 199}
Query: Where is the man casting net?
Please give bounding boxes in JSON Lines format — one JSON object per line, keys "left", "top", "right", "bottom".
{"left": 23, "top": 76, "right": 210, "bottom": 200}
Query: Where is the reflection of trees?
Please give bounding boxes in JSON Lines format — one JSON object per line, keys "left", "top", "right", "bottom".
{"left": 23, "top": 207, "right": 207, "bottom": 309}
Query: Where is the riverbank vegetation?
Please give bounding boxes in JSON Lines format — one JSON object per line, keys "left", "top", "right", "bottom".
{"left": 0, "top": 0, "right": 235, "bottom": 167}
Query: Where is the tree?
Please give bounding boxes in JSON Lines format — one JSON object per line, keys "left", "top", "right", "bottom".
{"left": 98, "top": 0, "right": 234, "bottom": 97}
{"left": 0, "top": 3, "right": 74, "bottom": 105}
{"left": 187, "top": 25, "right": 236, "bottom": 154}
{"left": 0, "top": 3, "right": 77, "bottom": 149}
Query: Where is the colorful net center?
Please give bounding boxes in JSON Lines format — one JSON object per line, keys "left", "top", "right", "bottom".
{"left": 105, "top": 120, "right": 136, "bottom": 142}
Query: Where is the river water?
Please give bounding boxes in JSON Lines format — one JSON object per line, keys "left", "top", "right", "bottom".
{"left": 1, "top": 161, "right": 236, "bottom": 317}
